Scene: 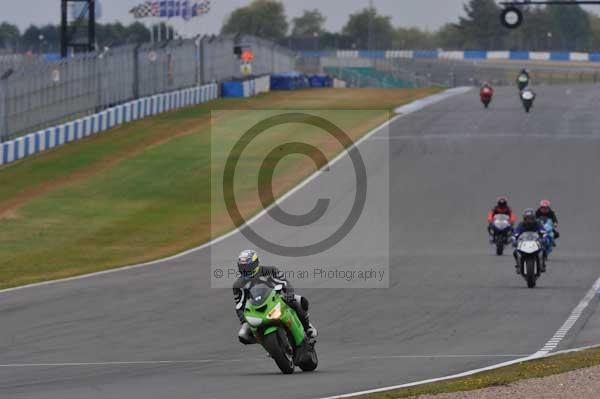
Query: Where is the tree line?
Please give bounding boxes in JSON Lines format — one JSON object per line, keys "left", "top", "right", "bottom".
{"left": 0, "top": 22, "right": 154, "bottom": 54}
{"left": 2, "top": 0, "right": 600, "bottom": 54}
{"left": 222, "top": 0, "right": 600, "bottom": 52}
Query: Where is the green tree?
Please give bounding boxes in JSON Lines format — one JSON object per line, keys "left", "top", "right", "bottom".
{"left": 589, "top": 14, "right": 600, "bottom": 52}
{"left": 547, "top": 4, "right": 590, "bottom": 51}
{"left": 342, "top": 7, "right": 395, "bottom": 49}
{"left": 221, "top": 0, "right": 288, "bottom": 41}
{"left": 291, "top": 9, "right": 326, "bottom": 37}
{"left": 22, "top": 25, "right": 60, "bottom": 53}
{"left": 435, "top": 23, "right": 464, "bottom": 49}
{"left": 125, "top": 22, "right": 152, "bottom": 44}
{"left": 458, "top": 0, "right": 506, "bottom": 49}
{"left": 394, "top": 27, "right": 435, "bottom": 49}
{"left": 0, "top": 22, "right": 20, "bottom": 51}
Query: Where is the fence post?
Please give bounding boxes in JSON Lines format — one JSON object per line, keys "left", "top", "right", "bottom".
{"left": 0, "top": 80, "right": 6, "bottom": 142}
{"left": 133, "top": 44, "right": 141, "bottom": 99}
{"left": 199, "top": 36, "right": 206, "bottom": 85}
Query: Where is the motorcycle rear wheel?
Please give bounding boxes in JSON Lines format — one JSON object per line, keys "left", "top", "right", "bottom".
{"left": 263, "top": 329, "right": 295, "bottom": 374}
{"left": 496, "top": 242, "right": 504, "bottom": 256}
{"left": 298, "top": 345, "right": 318, "bottom": 372}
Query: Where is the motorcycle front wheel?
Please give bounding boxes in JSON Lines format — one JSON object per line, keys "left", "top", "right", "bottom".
{"left": 526, "top": 258, "right": 536, "bottom": 288}
{"left": 263, "top": 329, "right": 295, "bottom": 374}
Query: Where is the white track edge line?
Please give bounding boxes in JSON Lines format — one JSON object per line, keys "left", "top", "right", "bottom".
{"left": 533, "top": 276, "right": 600, "bottom": 357}
{"left": 0, "top": 359, "right": 243, "bottom": 368}
{"left": 0, "top": 87, "right": 471, "bottom": 296}
{"left": 319, "top": 279, "right": 600, "bottom": 399}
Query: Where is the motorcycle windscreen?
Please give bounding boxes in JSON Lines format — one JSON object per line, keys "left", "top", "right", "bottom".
{"left": 248, "top": 283, "right": 273, "bottom": 306}
{"left": 519, "top": 232, "right": 539, "bottom": 241}
{"left": 521, "top": 91, "right": 534, "bottom": 100}
{"left": 493, "top": 214, "right": 510, "bottom": 229}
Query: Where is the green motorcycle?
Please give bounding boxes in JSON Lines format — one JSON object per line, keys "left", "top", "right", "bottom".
{"left": 517, "top": 73, "right": 529, "bottom": 91}
{"left": 243, "top": 282, "right": 318, "bottom": 374}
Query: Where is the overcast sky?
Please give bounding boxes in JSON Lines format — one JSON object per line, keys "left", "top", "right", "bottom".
{"left": 8, "top": 0, "right": 470, "bottom": 36}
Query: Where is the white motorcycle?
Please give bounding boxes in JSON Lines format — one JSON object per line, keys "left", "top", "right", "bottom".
{"left": 520, "top": 89, "right": 535, "bottom": 113}
{"left": 515, "top": 232, "right": 544, "bottom": 288}
{"left": 490, "top": 214, "right": 513, "bottom": 256}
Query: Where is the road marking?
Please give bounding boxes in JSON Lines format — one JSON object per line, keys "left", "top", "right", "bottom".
{"left": 320, "top": 278, "right": 600, "bottom": 399}
{"left": 0, "top": 87, "right": 471, "bottom": 296}
{"left": 0, "top": 359, "right": 243, "bottom": 368}
{"left": 0, "top": 355, "right": 525, "bottom": 369}
{"left": 534, "top": 276, "right": 600, "bottom": 356}
{"left": 369, "top": 133, "right": 600, "bottom": 141}
{"left": 351, "top": 354, "right": 528, "bottom": 360}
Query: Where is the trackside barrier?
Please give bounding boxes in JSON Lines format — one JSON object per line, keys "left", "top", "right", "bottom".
{"left": 0, "top": 83, "right": 218, "bottom": 167}
{"left": 221, "top": 75, "right": 271, "bottom": 98}
{"left": 303, "top": 50, "right": 600, "bottom": 62}
{"left": 333, "top": 78, "right": 347, "bottom": 88}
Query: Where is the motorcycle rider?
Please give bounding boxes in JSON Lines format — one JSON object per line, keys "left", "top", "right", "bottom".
{"left": 517, "top": 69, "right": 531, "bottom": 91}
{"left": 536, "top": 199, "right": 559, "bottom": 243}
{"left": 233, "top": 249, "right": 317, "bottom": 345}
{"left": 480, "top": 82, "right": 494, "bottom": 106}
{"left": 480, "top": 82, "right": 493, "bottom": 96}
{"left": 487, "top": 196, "right": 516, "bottom": 241}
{"left": 512, "top": 209, "right": 547, "bottom": 272}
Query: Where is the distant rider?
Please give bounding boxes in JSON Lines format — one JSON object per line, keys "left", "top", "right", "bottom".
{"left": 519, "top": 68, "right": 530, "bottom": 80}
{"left": 233, "top": 249, "right": 317, "bottom": 345}
{"left": 517, "top": 69, "right": 531, "bottom": 90}
{"left": 487, "top": 196, "right": 516, "bottom": 240}
{"left": 536, "top": 199, "right": 559, "bottom": 243}
{"left": 480, "top": 82, "right": 493, "bottom": 96}
{"left": 512, "top": 209, "right": 546, "bottom": 272}
{"left": 480, "top": 82, "right": 494, "bottom": 103}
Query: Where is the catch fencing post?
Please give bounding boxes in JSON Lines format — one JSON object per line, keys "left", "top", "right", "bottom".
{"left": 133, "top": 44, "right": 141, "bottom": 100}
{"left": 0, "top": 80, "right": 6, "bottom": 142}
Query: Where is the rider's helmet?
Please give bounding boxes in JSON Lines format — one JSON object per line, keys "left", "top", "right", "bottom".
{"left": 497, "top": 196, "right": 508, "bottom": 209}
{"left": 523, "top": 208, "right": 536, "bottom": 226}
{"left": 520, "top": 68, "right": 529, "bottom": 76}
{"left": 237, "top": 249, "right": 259, "bottom": 279}
{"left": 540, "top": 199, "right": 551, "bottom": 208}
{"left": 538, "top": 199, "right": 551, "bottom": 215}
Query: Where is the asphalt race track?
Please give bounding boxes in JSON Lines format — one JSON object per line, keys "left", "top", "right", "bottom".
{"left": 2, "top": 85, "right": 600, "bottom": 399}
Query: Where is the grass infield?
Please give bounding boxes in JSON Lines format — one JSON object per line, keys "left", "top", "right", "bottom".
{"left": 0, "top": 88, "right": 440, "bottom": 289}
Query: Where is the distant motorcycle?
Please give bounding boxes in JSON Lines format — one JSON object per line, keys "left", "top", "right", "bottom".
{"left": 515, "top": 232, "right": 544, "bottom": 288}
{"left": 517, "top": 73, "right": 530, "bottom": 91}
{"left": 490, "top": 214, "right": 513, "bottom": 255}
{"left": 480, "top": 86, "right": 493, "bottom": 109}
{"left": 520, "top": 89, "right": 535, "bottom": 113}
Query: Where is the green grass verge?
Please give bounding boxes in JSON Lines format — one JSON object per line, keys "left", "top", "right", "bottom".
{"left": 353, "top": 347, "right": 600, "bottom": 399}
{"left": 0, "top": 88, "right": 440, "bottom": 289}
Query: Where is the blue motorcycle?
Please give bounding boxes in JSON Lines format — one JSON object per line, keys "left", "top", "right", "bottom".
{"left": 539, "top": 217, "right": 555, "bottom": 263}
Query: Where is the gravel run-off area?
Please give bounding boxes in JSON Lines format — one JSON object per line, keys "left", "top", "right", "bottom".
{"left": 406, "top": 365, "right": 600, "bottom": 399}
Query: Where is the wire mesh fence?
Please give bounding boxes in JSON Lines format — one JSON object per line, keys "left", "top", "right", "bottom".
{"left": 0, "top": 35, "right": 297, "bottom": 142}
{"left": 301, "top": 54, "right": 600, "bottom": 89}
